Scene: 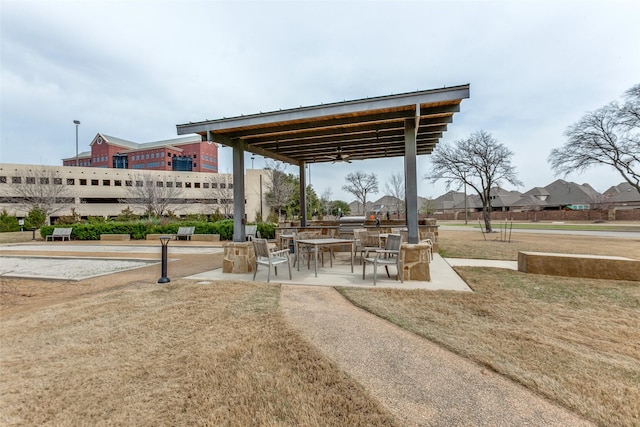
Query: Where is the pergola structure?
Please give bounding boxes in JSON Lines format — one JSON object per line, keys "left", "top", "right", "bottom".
{"left": 176, "top": 84, "right": 470, "bottom": 242}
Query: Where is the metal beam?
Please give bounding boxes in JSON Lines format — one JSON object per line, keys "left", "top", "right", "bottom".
{"left": 299, "top": 161, "right": 307, "bottom": 227}
{"left": 232, "top": 141, "right": 245, "bottom": 242}
{"left": 404, "top": 118, "right": 419, "bottom": 244}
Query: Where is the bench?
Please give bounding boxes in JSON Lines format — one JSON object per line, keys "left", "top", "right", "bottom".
{"left": 518, "top": 251, "right": 640, "bottom": 281}
{"left": 46, "top": 228, "right": 72, "bottom": 241}
{"left": 245, "top": 224, "right": 258, "bottom": 241}
{"left": 176, "top": 226, "right": 195, "bottom": 240}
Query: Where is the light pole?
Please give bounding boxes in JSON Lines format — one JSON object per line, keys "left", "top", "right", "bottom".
{"left": 73, "top": 120, "right": 81, "bottom": 166}
{"left": 158, "top": 235, "right": 171, "bottom": 283}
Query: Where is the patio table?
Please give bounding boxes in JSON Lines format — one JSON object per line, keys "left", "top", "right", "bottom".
{"left": 295, "top": 238, "right": 355, "bottom": 277}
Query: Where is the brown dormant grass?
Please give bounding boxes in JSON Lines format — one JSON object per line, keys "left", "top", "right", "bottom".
{"left": 1, "top": 280, "right": 397, "bottom": 426}
{"left": 339, "top": 228, "right": 640, "bottom": 427}
{"left": 437, "top": 229, "right": 640, "bottom": 260}
{"left": 2, "top": 227, "right": 639, "bottom": 426}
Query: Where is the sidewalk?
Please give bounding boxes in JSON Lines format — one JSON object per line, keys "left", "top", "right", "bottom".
{"left": 281, "top": 285, "right": 593, "bottom": 426}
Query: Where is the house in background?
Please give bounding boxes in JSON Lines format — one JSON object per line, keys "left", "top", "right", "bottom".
{"left": 541, "top": 179, "right": 601, "bottom": 210}
{"left": 431, "top": 190, "right": 467, "bottom": 214}
{"left": 603, "top": 182, "right": 640, "bottom": 209}
{"left": 371, "top": 195, "right": 404, "bottom": 218}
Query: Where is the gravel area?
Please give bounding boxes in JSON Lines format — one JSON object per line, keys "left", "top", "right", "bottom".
{"left": 280, "top": 285, "right": 594, "bottom": 426}
{"left": 0, "top": 256, "right": 158, "bottom": 280}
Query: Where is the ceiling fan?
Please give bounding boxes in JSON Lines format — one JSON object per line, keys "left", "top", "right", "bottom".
{"left": 325, "top": 146, "right": 352, "bottom": 163}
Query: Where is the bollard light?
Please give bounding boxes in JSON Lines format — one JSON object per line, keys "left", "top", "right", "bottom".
{"left": 158, "top": 235, "right": 171, "bottom": 283}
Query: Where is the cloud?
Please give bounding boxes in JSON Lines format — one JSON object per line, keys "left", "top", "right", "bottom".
{"left": 1, "top": 0, "right": 638, "bottom": 201}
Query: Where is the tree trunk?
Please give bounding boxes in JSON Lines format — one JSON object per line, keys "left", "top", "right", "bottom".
{"left": 483, "top": 207, "right": 492, "bottom": 233}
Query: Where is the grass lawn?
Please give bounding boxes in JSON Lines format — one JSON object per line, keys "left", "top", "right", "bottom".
{"left": 339, "top": 270, "right": 640, "bottom": 426}
{"left": 1, "top": 226, "right": 639, "bottom": 426}
{"left": 0, "top": 281, "right": 397, "bottom": 426}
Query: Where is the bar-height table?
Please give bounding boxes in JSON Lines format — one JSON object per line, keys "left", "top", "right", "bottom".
{"left": 295, "top": 238, "right": 355, "bottom": 277}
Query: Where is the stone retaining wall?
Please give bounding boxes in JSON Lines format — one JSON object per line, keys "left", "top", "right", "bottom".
{"left": 145, "top": 233, "right": 220, "bottom": 241}
{"left": 518, "top": 251, "right": 640, "bottom": 281}
{"left": 100, "top": 234, "right": 130, "bottom": 241}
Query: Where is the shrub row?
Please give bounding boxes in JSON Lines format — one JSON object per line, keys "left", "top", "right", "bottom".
{"left": 40, "top": 220, "right": 276, "bottom": 241}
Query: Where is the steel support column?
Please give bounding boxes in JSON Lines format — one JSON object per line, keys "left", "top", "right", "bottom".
{"left": 299, "top": 161, "right": 307, "bottom": 227}
{"left": 232, "top": 141, "right": 245, "bottom": 242}
{"left": 404, "top": 118, "right": 419, "bottom": 243}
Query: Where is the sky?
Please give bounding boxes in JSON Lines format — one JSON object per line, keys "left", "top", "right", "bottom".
{"left": 1, "top": 0, "right": 639, "bottom": 203}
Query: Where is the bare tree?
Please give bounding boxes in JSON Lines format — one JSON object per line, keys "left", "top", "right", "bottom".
{"left": 426, "top": 130, "right": 522, "bottom": 232}
{"left": 2, "top": 167, "right": 74, "bottom": 223}
{"left": 342, "top": 171, "right": 378, "bottom": 215}
{"left": 320, "top": 187, "right": 334, "bottom": 218}
{"left": 206, "top": 173, "right": 234, "bottom": 217}
{"left": 549, "top": 84, "right": 640, "bottom": 193}
{"left": 122, "top": 172, "right": 184, "bottom": 218}
{"left": 384, "top": 172, "right": 405, "bottom": 217}
{"left": 264, "top": 160, "right": 295, "bottom": 222}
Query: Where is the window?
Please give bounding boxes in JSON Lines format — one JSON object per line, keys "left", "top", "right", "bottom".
{"left": 91, "top": 179, "right": 99, "bottom": 186}
{"left": 157, "top": 181, "right": 164, "bottom": 187}
{"left": 54, "top": 178, "right": 62, "bottom": 185}
{"left": 194, "top": 182, "right": 200, "bottom": 188}
{"left": 103, "top": 180, "right": 110, "bottom": 186}
{"left": 166, "top": 181, "right": 173, "bottom": 188}
{"left": 114, "top": 180, "right": 122, "bottom": 186}
{"left": 176, "top": 182, "right": 183, "bottom": 188}
{"left": 12, "top": 177, "right": 22, "bottom": 184}
{"left": 229, "top": 183, "right": 233, "bottom": 189}
{"left": 167, "top": 161, "right": 171, "bottom": 167}
{"left": 220, "top": 183, "right": 226, "bottom": 189}
{"left": 135, "top": 181, "right": 143, "bottom": 187}
{"left": 211, "top": 183, "right": 218, "bottom": 189}
{"left": 40, "top": 177, "right": 50, "bottom": 184}
{"left": 185, "top": 182, "right": 192, "bottom": 188}
{"left": 26, "top": 177, "right": 35, "bottom": 184}
{"left": 125, "top": 180, "right": 133, "bottom": 187}
{"left": 203, "top": 182, "right": 209, "bottom": 189}
{"left": 80, "top": 179, "right": 87, "bottom": 185}
{"left": 0, "top": 176, "right": 6, "bottom": 183}
{"left": 66, "top": 178, "right": 75, "bottom": 185}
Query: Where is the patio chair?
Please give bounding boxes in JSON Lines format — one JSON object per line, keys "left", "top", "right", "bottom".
{"left": 252, "top": 238, "right": 291, "bottom": 283}
{"left": 363, "top": 234, "right": 403, "bottom": 286}
{"left": 294, "top": 231, "right": 323, "bottom": 269}
{"left": 358, "top": 231, "right": 382, "bottom": 264}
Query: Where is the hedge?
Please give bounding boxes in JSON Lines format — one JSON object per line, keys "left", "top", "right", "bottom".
{"left": 40, "top": 220, "right": 276, "bottom": 241}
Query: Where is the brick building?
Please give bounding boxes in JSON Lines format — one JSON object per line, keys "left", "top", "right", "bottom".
{"left": 62, "top": 133, "right": 219, "bottom": 173}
